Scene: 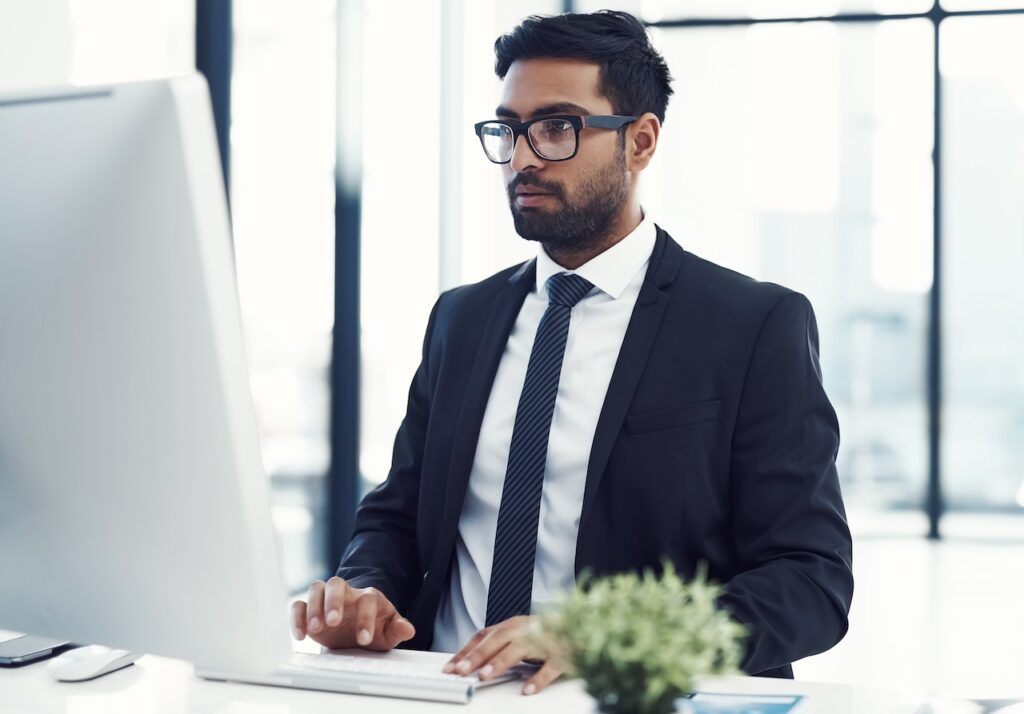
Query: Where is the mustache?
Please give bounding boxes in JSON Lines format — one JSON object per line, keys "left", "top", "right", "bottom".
{"left": 506, "top": 175, "right": 565, "bottom": 201}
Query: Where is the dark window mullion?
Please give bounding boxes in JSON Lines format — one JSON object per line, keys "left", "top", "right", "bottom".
{"left": 195, "top": 0, "right": 232, "bottom": 206}
{"left": 328, "top": 0, "right": 364, "bottom": 573}
{"left": 927, "top": 14, "right": 944, "bottom": 539}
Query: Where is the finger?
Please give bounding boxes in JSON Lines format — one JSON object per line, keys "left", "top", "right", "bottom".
{"left": 323, "top": 576, "right": 349, "bottom": 628}
{"left": 443, "top": 629, "right": 488, "bottom": 673}
{"left": 381, "top": 613, "right": 417, "bottom": 649}
{"left": 353, "top": 589, "right": 380, "bottom": 646}
{"left": 523, "top": 662, "right": 563, "bottom": 695}
{"left": 305, "top": 580, "right": 326, "bottom": 633}
{"left": 373, "top": 589, "right": 398, "bottom": 621}
{"left": 477, "top": 641, "right": 529, "bottom": 681}
{"left": 453, "top": 629, "right": 513, "bottom": 676}
{"left": 290, "top": 600, "right": 308, "bottom": 640}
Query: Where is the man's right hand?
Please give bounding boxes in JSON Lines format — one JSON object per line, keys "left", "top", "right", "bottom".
{"left": 291, "top": 576, "right": 416, "bottom": 651}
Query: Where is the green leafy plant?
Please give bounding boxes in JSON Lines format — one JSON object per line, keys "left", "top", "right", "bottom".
{"left": 531, "top": 562, "right": 747, "bottom": 714}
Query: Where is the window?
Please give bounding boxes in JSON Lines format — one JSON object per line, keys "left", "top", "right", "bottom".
{"left": 232, "top": 0, "right": 336, "bottom": 589}
{"left": 941, "top": 15, "right": 1024, "bottom": 511}
{"left": 650, "top": 20, "right": 933, "bottom": 528}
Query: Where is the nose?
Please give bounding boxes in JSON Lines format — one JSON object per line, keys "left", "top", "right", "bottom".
{"left": 509, "top": 133, "right": 545, "bottom": 173}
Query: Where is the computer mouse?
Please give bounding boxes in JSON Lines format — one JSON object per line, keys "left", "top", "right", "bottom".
{"left": 46, "top": 645, "right": 142, "bottom": 682}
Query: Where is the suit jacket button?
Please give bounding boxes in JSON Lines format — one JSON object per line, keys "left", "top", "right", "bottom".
{"left": 423, "top": 570, "right": 430, "bottom": 581}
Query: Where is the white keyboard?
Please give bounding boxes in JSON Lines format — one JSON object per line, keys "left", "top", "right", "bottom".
{"left": 289, "top": 652, "right": 476, "bottom": 682}
{"left": 278, "top": 652, "right": 522, "bottom": 704}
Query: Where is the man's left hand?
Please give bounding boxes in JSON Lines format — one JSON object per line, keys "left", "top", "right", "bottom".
{"left": 442, "top": 616, "right": 563, "bottom": 695}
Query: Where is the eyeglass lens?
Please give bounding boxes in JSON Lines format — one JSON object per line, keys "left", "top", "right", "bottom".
{"left": 479, "top": 118, "right": 577, "bottom": 162}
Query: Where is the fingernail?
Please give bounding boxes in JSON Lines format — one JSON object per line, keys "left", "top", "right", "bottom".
{"left": 523, "top": 683, "right": 536, "bottom": 695}
{"left": 357, "top": 628, "right": 371, "bottom": 645}
{"left": 442, "top": 662, "right": 455, "bottom": 673}
{"left": 293, "top": 629, "right": 304, "bottom": 640}
{"left": 480, "top": 664, "right": 493, "bottom": 678}
{"left": 456, "top": 660, "right": 472, "bottom": 674}
{"left": 326, "top": 610, "right": 340, "bottom": 626}
{"left": 309, "top": 617, "right": 321, "bottom": 631}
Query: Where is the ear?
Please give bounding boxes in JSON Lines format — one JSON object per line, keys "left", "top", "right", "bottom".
{"left": 626, "top": 112, "right": 660, "bottom": 173}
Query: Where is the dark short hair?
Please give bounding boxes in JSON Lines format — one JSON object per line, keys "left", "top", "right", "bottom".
{"left": 494, "top": 10, "right": 674, "bottom": 124}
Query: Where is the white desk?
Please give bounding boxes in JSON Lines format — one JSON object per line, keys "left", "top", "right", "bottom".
{"left": 0, "top": 648, "right": 922, "bottom": 713}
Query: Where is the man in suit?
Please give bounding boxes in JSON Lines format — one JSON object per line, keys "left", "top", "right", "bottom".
{"left": 291, "top": 10, "right": 853, "bottom": 696}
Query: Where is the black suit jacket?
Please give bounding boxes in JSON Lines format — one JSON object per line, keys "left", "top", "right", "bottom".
{"left": 338, "top": 226, "right": 854, "bottom": 678}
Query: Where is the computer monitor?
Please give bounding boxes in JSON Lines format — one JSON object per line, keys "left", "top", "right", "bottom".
{"left": 0, "top": 75, "right": 292, "bottom": 673}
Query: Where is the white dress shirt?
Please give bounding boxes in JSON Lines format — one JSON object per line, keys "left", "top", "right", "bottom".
{"left": 430, "top": 215, "right": 657, "bottom": 653}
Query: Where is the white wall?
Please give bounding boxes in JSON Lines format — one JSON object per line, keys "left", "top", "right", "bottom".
{"left": 0, "top": 0, "right": 72, "bottom": 90}
{"left": 0, "top": 0, "right": 194, "bottom": 92}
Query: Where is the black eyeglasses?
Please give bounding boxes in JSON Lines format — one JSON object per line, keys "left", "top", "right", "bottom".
{"left": 473, "top": 114, "right": 637, "bottom": 164}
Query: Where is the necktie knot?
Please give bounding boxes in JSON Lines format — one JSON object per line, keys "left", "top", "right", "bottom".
{"left": 546, "top": 272, "right": 594, "bottom": 308}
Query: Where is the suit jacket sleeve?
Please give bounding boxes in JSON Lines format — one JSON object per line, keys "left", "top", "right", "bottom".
{"left": 334, "top": 294, "right": 443, "bottom": 612}
{"left": 718, "top": 292, "right": 854, "bottom": 675}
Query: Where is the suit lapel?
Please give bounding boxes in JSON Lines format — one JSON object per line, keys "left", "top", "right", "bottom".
{"left": 434, "top": 259, "right": 536, "bottom": 561}
{"left": 576, "top": 228, "right": 685, "bottom": 551}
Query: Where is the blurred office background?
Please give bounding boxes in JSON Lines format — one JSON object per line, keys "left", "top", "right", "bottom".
{"left": 2, "top": 0, "right": 1022, "bottom": 698}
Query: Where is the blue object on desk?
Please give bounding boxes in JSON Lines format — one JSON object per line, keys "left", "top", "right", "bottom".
{"left": 685, "top": 692, "right": 804, "bottom": 713}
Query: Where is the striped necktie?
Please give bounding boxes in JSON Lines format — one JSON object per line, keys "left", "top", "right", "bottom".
{"left": 485, "top": 271, "right": 594, "bottom": 626}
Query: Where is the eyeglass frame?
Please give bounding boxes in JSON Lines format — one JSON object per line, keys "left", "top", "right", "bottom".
{"left": 473, "top": 114, "right": 638, "bottom": 164}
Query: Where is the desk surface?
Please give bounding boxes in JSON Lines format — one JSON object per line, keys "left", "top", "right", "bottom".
{"left": 1, "top": 648, "right": 922, "bottom": 713}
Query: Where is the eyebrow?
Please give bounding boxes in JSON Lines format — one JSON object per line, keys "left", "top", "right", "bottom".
{"left": 494, "top": 101, "right": 593, "bottom": 119}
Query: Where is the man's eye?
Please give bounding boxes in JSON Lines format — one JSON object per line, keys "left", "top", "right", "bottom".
{"left": 541, "top": 121, "right": 571, "bottom": 136}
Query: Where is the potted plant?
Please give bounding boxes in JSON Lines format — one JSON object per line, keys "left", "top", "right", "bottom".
{"left": 532, "top": 562, "right": 747, "bottom": 714}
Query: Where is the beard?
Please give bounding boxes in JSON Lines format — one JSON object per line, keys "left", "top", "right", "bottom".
{"left": 506, "top": 145, "right": 629, "bottom": 252}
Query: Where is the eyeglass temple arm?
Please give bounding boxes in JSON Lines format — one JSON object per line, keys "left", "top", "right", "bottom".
{"left": 582, "top": 115, "right": 638, "bottom": 129}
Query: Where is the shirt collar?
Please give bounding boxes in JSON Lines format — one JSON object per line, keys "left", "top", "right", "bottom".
{"left": 535, "top": 213, "right": 657, "bottom": 301}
